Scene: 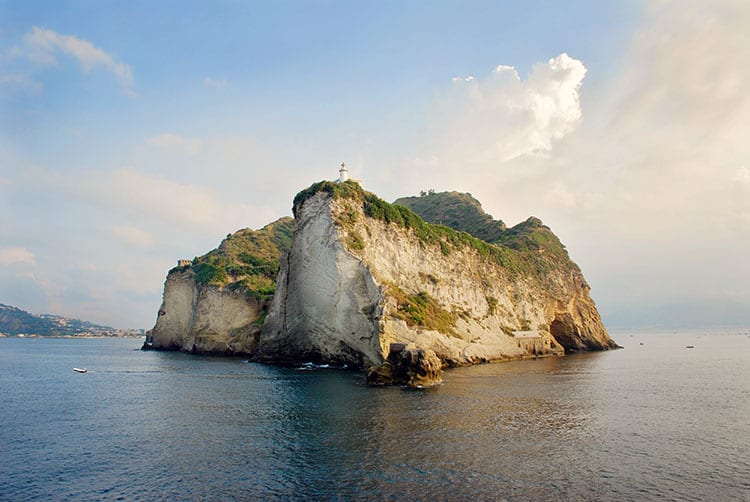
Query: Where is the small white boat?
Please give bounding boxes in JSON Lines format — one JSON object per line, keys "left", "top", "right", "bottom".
{"left": 73, "top": 367, "right": 88, "bottom": 373}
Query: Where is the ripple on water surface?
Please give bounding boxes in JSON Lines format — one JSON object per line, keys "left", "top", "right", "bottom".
{"left": 1, "top": 333, "right": 749, "bottom": 500}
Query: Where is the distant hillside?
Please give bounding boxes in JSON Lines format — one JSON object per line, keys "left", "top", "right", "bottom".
{"left": 0, "top": 303, "right": 128, "bottom": 336}
{"left": 395, "top": 191, "right": 578, "bottom": 275}
{"left": 394, "top": 191, "right": 507, "bottom": 242}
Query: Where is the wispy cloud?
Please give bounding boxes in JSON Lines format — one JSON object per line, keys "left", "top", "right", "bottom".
{"left": 112, "top": 225, "right": 155, "bottom": 248}
{"left": 203, "top": 76, "right": 228, "bottom": 88}
{"left": 25, "top": 166, "right": 277, "bottom": 234}
{"left": 0, "top": 246, "right": 36, "bottom": 266}
{"left": 23, "top": 26, "right": 134, "bottom": 94}
{"left": 0, "top": 72, "right": 42, "bottom": 93}
{"left": 734, "top": 167, "right": 750, "bottom": 186}
{"left": 146, "top": 133, "right": 203, "bottom": 156}
{"left": 98, "top": 168, "right": 276, "bottom": 232}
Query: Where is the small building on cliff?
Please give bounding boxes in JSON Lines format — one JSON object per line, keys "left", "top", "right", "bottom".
{"left": 337, "top": 162, "right": 361, "bottom": 184}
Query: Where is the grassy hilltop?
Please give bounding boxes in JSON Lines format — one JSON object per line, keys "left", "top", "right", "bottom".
{"left": 394, "top": 191, "right": 507, "bottom": 242}
{"left": 395, "top": 190, "right": 579, "bottom": 276}
{"left": 182, "top": 217, "right": 295, "bottom": 298}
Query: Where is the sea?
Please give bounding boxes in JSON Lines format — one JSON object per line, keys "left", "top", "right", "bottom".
{"left": 1, "top": 330, "right": 748, "bottom": 501}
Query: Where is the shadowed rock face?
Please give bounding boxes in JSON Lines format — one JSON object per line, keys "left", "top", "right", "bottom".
{"left": 146, "top": 218, "right": 293, "bottom": 355}
{"left": 550, "top": 312, "right": 619, "bottom": 351}
{"left": 257, "top": 183, "right": 616, "bottom": 367}
{"left": 367, "top": 344, "right": 443, "bottom": 388}
{"left": 147, "top": 181, "right": 618, "bottom": 367}
{"left": 147, "top": 268, "right": 264, "bottom": 355}
{"left": 255, "top": 193, "right": 384, "bottom": 366}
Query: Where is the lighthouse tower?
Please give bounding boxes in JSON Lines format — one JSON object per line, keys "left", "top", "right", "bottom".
{"left": 337, "top": 162, "right": 349, "bottom": 183}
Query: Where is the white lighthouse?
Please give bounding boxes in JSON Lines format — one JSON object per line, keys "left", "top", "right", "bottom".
{"left": 338, "top": 162, "right": 349, "bottom": 183}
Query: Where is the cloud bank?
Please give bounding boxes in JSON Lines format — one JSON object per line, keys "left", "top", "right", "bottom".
{"left": 394, "top": 0, "right": 750, "bottom": 327}
{"left": 0, "top": 247, "right": 35, "bottom": 266}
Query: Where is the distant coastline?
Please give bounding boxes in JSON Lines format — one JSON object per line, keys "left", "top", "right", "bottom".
{"left": 0, "top": 332, "right": 145, "bottom": 339}
{"left": 0, "top": 302, "right": 144, "bottom": 339}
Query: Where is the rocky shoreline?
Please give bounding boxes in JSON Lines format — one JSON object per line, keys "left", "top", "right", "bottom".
{"left": 145, "top": 181, "right": 618, "bottom": 387}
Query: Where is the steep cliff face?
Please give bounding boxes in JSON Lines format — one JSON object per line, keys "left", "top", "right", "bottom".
{"left": 256, "top": 182, "right": 616, "bottom": 367}
{"left": 395, "top": 190, "right": 615, "bottom": 352}
{"left": 149, "top": 181, "right": 617, "bottom": 367}
{"left": 147, "top": 218, "right": 294, "bottom": 354}
{"left": 256, "top": 193, "right": 384, "bottom": 365}
{"left": 149, "top": 268, "right": 264, "bottom": 354}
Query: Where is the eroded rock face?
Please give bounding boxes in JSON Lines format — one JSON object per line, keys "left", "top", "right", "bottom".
{"left": 367, "top": 343, "right": 443, "bottom": 388}
{"left": 257, "top": 189, "right": 616, "bottom": 368}
{"left": 256, "top": 193, "right": 384, "bottom": 366}
{"left": 148, "top": 183, "right": 618, "bottom": 368}
{"left": 550, "top": 311, "right": 616, "bottom": 351}
{"left": 148, "top": 268, "right": 263, "bottom": 355}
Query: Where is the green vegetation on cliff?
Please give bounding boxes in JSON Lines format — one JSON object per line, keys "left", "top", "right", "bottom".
{"left": 389, "top": 287, "right": 458, "bottom": 335}
{"left": 494, "top": 216, "right": 579, "bottom": 274}
{"left": 294, "top": 181, "right": 577, "bottom": 278}
{"left": 395, "top": 191, "right": 506, "bottom": 242}
{"left": 190, "top": 217, "right": 295, "bottom": 298}
{"left": 295, "top": 181, "right": 517, "bottom": 266}
{"left": 394, "top": 190, "right": 579, "bottom": 276}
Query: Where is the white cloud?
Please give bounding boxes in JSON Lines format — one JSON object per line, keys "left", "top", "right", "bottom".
{"left": 384, "top": 0, "right": 750, "bottom": 325}
{"left": 203, "top": 76, "right": 228, "bottom": 88}
{"left": 430, "top": 52, "right": 586, "bottom": 166}
{"left": 493, "top": 65, "right": 517, "bottom": 74}
{"left": 23, "top": 26, "right": 133, "bottom": 94}
{"left": 734, "top": 167, "right": 750, "bottom": 186}
{"left": 0, "top": 247, "right": 36, "bottom": 266}
{"left": 112, "top": 225, "right": 155, "bottom": 248}
{"left": 525, "top": 54, "right": 586, "bottom": 146}
{"left": 146, "top": 133, "right": 203, "bottom": 156}
{"left": 96, "top": 168, "right": 241, "bottom": 229}
{"left": 545, "top": 182, "right": 603, "bottom": 210}
{"left": 25, "top": 166, "right": 277, "bottom": 235}
{"left": 0, "top": 73, "right": 42, "bottom": 93}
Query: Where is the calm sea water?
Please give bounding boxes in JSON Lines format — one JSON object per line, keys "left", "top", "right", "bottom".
{"left": 1, "top": 331, "right": 748, "bottom": 501}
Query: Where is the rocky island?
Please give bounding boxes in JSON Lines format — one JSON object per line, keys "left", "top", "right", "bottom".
{"left": 145, "top": 178, "right": 618, "bottom": 386}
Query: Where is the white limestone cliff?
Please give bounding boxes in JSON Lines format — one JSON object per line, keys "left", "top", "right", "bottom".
{"left": 257, "top": 190, "right": 615, "bottom": 367}
{"left": 149, "top": 268, "right": 263, "bottom": 354}
{"left": 256, "top": 193, "right": 385, "bottom": 365}
{"left": 147, "top": 183, "right": 617, "bottom": 370}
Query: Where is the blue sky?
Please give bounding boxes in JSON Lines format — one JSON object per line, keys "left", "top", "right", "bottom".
{"left": 1, "top": 1, "right": 748, "bottom": 329}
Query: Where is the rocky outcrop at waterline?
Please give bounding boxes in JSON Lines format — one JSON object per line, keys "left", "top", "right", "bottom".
{"left": 145, "top": 180, "right": 618, "bottom": 386}
{"left": 145, "top": 218, "right": 294, "bottom": 355}
{"left": 367, "top": 343, "right": 443, "bottom": 388}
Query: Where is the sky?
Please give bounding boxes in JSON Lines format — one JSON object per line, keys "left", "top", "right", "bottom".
{"left": 1, "top": 0, "right": 748, "bottom": 330}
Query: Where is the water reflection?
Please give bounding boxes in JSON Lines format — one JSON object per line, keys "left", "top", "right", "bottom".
{"left": 115, "top": 352, "right": 593, "bottom": 498}
{"left": 252, "top": 353, "right": 617, "bottom": 499}
{"left": 3, "top": 336, "right": 748, "bottom": 500}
